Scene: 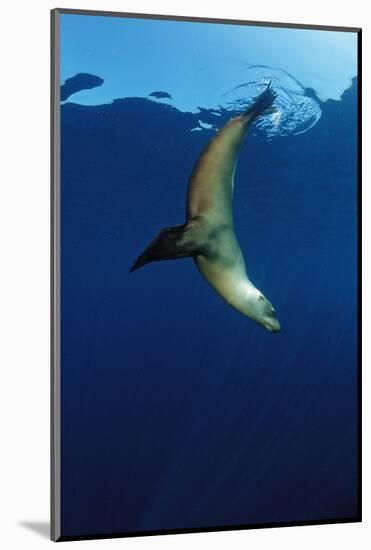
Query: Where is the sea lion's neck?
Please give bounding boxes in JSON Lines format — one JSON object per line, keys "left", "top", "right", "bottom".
{"left": 221, "top": 277, "right": 262, "bottom": 321}
{"left": 195, "top": 254, "right": 259, "bottom": 318}
{"left": 228, "top": 278, "right": 260, "bottom": 317}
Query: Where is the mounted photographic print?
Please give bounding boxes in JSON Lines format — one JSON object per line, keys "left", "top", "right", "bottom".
{"left": 51, "top": 8, "right": 361, "bottom": 542}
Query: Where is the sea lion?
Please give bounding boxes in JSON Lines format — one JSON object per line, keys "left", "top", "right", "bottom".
{"left": 130, "top": 82, "right": 280, "bottom": 333}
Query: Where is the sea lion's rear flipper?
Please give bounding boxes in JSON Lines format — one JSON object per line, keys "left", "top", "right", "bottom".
{"left": 130, "top": 220, "right": 203, "bottom": 273}
{"left": 242, "top": 81, "right": 278, "bottom": 124}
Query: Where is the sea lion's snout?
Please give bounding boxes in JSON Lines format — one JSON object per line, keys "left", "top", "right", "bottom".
{"left": 254, "top": 293, "right": 280, "bottom": 333}
{"left": 264, "top": 318, "right": 281, "bottom": 333}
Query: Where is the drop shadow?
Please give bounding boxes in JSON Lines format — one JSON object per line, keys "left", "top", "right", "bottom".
{"left": 19, "top": 521, "right": 50, "bottom": 539}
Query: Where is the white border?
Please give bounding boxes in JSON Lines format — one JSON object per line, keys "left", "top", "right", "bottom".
{"left": 0, "top": 1, "right": 368, "bottom": 548}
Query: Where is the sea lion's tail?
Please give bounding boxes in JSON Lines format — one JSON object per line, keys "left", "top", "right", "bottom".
{"left": 242, "top": 81, "right": 277, "bottom": 123}
{"left": 130, "top": 220, "right": 202, "bottom": 273}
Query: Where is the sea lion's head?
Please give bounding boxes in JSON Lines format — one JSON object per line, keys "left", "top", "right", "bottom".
{"left": 249, "top": 289, "right": 280, "bottom": 333}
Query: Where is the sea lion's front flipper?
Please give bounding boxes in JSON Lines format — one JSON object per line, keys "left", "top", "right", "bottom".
{"left": 130, "top": 219, "right": 204, "bottom": 273}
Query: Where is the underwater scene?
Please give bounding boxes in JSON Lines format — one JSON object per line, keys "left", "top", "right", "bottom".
{"left": 59, "top": 13, "right": 359, "bottom": 538}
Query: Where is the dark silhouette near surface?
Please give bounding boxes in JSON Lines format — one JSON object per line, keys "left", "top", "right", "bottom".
{"left": 61, "top": 73, "right": 104, "bottom": 101}
{"left": 149, "top": 90, "right": 172, "bottom": 99}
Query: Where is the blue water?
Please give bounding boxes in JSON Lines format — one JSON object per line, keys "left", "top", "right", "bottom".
{"left": 60, "top": 70, "right": 358, "bottom": 536}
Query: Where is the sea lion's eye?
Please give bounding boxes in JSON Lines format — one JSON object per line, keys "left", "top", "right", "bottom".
{"left": 258, "top": 294, "right": 264, "bottom": 301}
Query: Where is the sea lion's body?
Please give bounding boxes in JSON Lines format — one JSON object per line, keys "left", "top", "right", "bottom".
{"left": 131, "top": 83, "right": 281, "bottom": 332}
{"left": 187, "top": 117, "right": 254, "bottom": 317}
